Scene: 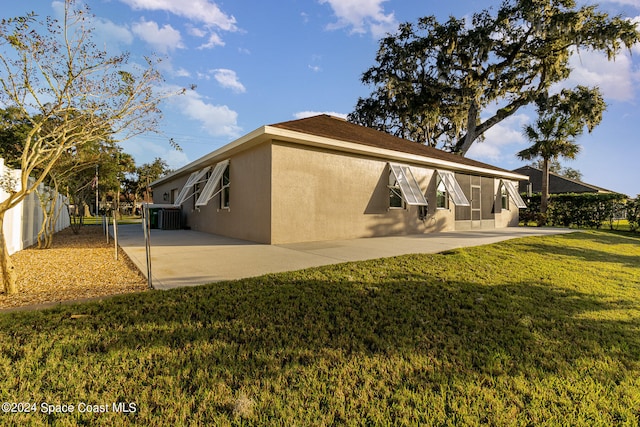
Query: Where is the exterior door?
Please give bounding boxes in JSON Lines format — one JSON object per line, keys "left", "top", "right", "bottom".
{"left": 471, "top": 185, "right": 481, "bottom": 228}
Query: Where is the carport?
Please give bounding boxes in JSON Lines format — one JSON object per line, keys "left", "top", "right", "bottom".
{"left": 114, "top": 225, "right": 574, "bottom": 290}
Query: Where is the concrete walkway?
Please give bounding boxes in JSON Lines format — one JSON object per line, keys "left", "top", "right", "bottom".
{"left": 114, "top": 225, "right": 574, "bottom": 290}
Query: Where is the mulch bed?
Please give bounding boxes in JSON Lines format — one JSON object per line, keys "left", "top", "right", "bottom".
{"left": 0, "top": 226, "right": 148, "bottom": 311}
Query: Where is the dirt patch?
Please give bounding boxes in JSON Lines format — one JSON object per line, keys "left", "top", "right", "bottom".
{"left": 1, "top": 226, "right": 148, "bottom": 310}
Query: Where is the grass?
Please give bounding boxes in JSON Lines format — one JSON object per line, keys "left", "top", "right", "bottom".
{"left": 1, "top": 230, "right": 639, "bottom": 426}
{"left": 521, "top": 219, "right": 636, "bottom": 232}
{"left": 78, "top": 215, "right": 142, "bottom": 226}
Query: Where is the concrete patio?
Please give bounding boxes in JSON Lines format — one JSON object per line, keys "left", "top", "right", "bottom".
{"left": 114, "top": 225, "right": 574, "bottom": 290}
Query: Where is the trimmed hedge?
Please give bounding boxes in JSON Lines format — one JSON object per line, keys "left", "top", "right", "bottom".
{"left": 627, "top": 196, "right": 640, "bottom": 232}
{"left": 520, "top": 192, "right": 631, "bottom": 229}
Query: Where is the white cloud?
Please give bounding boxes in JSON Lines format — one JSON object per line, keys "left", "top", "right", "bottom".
{"left": 123, "top": 138, "right": 190, "bottom": 171}
{"left": 560, "top": 48, "right": 638, "bottom": 102}
{"left": 600, "top": 0, "right": 640, "bottom": 7}
{"left": 174, "top": 68, "right": 191, "bottom": 78}
{"left": 309, "top": 54, "right": 322, "bottom": 72}
{"left": 188, "top": 26, "right": 208, "bottom": 38}
{"left": 467, "top": 113, "right": 530, "bottom": 162}
{"left": 93, "top": 17, "right": 134, "bottom": 47}
{"left": 319, "top": 0, "right": 397, "bottom": 38}
{"left": 132, "top": 20, "right": 184, "bottom": 54}
{"left": 294, "top": 111, "right": 349, "bottom": 120}
{"left": 631, "top": 16, "right": 640, "bottom": 55}
{"left": 167, "top": 88, "right": 242, "bottom": 138}
{"left": 212, "top": 69, "right": 246, "bottom": 93}
{"left": 53, "top": 1, "right": 133, "bottom": 51}
{"left": 198, "top": 33, "right": 225, "bottom": 49}
{"left": 118, "top": 0, "right": 237, "bottom": 31}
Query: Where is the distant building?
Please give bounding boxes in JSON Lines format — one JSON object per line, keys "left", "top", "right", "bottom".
{"left": 151, "top": 115, "right": 528, "bottom": 244}
{"left": 513, "top": 166, "right": 614, "bottom": 195}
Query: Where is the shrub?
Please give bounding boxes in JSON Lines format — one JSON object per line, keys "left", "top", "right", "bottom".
{"left": 627, "top": 196, "right": 640, "bottom": 232}
{"left": 522, "top": 193, "right": 628, "bottom": 229}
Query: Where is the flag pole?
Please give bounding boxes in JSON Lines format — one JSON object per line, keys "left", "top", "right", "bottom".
{"left": 95, "top": 165, "right": 99, "bottom": 217}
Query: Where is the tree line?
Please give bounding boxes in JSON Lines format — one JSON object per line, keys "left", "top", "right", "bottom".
{"left": 1, "top": 112, "right": 171, "bottom": 236}
{"left": 0, "top": 0, "right": 178, "bottom": 294}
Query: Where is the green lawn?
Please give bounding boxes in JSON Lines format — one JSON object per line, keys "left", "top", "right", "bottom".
{"left": 1, "top": 231, "right": 639, "bottom": 426}
{"left": 76, "top": 215, "right": 142, "bottom": 226}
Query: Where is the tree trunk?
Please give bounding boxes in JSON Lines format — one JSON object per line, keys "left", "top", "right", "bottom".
{"left": 42, "top": 179, "right": 62, "bottom": 249}
{"left": 541, "top": 157, "right": 550, "bottom": 216}
{"left": 47, "top": 193, "right": 63, "bottom": 248}
{"left": 454, "top": 97, "right": 530, "bottom": 156}
{"left": 0, "top": 210, "right": 18, "bottom": 295}
{"left": 36, "top": 194, "right": 50, "bottom": 249}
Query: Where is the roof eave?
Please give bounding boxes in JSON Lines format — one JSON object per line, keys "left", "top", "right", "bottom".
{"left": 151, "top": 126, "right": 270, "bottom": 187}
{"left": 152, "top": 125, "right": 529, "bottom": 187}
{"left": 265, "top": 126, "right": 529, "bottom": 181}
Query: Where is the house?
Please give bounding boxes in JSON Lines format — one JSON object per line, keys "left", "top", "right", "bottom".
{"left": 150, "top": 115, "right": 528, "bottom": 244}
{"left": 513, "top": 166, "right": 614, "bottom": 195}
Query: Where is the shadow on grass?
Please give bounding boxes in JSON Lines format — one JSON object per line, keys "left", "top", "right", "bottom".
{"left": 511, "top": 231, "right": 640, "bottom": 270}
{"left": 8, "top": 268, "right": 639, "bottom": 385}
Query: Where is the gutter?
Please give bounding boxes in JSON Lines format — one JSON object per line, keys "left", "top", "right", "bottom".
{"left": 152, "top": 126, "right": 528, "bottom": 187}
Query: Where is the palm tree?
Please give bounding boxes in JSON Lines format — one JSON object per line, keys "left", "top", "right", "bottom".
{"left": 517, "top": 114, "right": 582, "bottom": 217}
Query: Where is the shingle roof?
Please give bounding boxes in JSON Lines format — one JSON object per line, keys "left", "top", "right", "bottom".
{"left": 270, "top": 114, "right": 516, "bottom": 175}
{"left": 513, "top": 166, "right": 614, "bottom": 194}
{"left": 152, "top": 114, "right": 528, "bottom": 188}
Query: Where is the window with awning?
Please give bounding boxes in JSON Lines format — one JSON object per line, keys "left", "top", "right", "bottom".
{"left": 195, "top": 160, "right": 230, "bottom": 207}
{"left": 501, "top": 180, "right": 527, "bottom": 209}
{"left": 173, "top": 166, "right": 211, "bottom": 206}
{"left": 388, "top": 163, "right": 428, "bottom": 206}
{"left": 437, "top": 170, "right": 470, "bottom": 207}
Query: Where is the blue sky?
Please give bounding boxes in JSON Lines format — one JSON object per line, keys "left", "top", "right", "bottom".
{"left": 3, "top": 0, "right": 640, "bottom": 196}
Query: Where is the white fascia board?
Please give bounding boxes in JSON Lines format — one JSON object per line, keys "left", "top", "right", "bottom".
{"left": 152, "top": 125, "right": 529, "bottom": 187}
{"left": 264, "top": 126, "right": 529, "bottom": 181}
{"left": 150, "top": 126, "right": 269, "bottom": 188}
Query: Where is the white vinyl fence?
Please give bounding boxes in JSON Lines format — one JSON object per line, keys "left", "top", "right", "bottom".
{"left": 0, "top": 158, "right": 70, "bottom": 255}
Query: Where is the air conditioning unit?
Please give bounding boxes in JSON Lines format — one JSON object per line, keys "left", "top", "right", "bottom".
{"left": 159, "top": 208, "right": 181, "bottom": 230}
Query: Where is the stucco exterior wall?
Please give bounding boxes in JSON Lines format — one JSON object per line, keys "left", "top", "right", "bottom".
{"left": 153, "top": 142, "right": 273, "bottom": 243}
{"left": 495, "top": 179, "right": 521, "bottom": 228}
{"left": 269, "top": 141, "right": 455, "bottom": 244}
{"left": 152, "top": 139, "right": 522, "bottom": 245}
{"left": 152, "top": 174, "right": 189, "bottom": 207}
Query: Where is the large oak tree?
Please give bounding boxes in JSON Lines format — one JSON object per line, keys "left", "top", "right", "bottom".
{"left": 349, "top": 0, "right": 639, "bottom": 155}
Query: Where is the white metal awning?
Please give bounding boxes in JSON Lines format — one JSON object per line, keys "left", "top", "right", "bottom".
{"left": 173, "top": 167, "right": 211, "bottom": 206}
{"left": 437, "top": 170, "right": 471, "bottom": 207}
{"left": 388, "top": 163, "right": 428, "bottom": 206}
{"left": 502, "top": 180, "right": 527, "bottom": 208}
{"left": 195, "top": 160, "right": 230, "bottom": 207}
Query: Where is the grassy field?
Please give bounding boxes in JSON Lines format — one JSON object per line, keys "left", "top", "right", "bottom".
{"left": 1, "top": 230, "right": 639, "bottom": 426}
{"left": 76, "top": 215, "right": 142, "bottom": 226}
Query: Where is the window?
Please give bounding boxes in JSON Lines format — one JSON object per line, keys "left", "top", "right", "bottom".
{"left": 194, "top": 160, "right": 230, "bottom": 207}
{"left": 501, "top": 184, "right": 509, "bottom": 210}
{"left": 500, "top": 180, "right": 527, "bottom": 209}
{"left": 193, "top": 170, "right": 211, "bottom": 209}
{"left": 436, "top": 175, "right": 449, "bottom": 209}
{"left": 388, "top": 163, "right": 428, "bottom": 207}
{"left": 436, "top": 170, "right": 471, "bottom": 207}
{"left": 173, "top": 167, "right": 211, "bottom": 206}
{"left": 220, "top": 164, "right": 230, "bottom": 209}
{"left": 389, "top": 171, "right": 404, "bottom": 209}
